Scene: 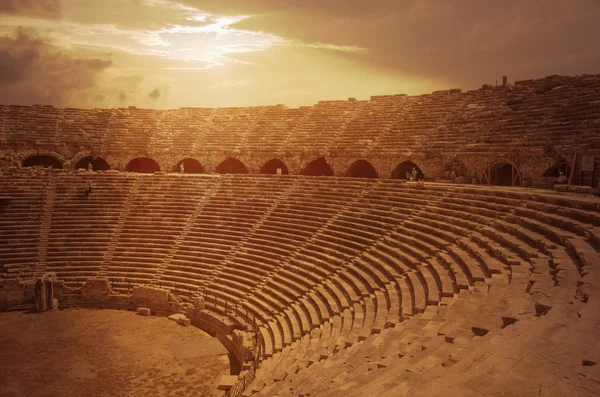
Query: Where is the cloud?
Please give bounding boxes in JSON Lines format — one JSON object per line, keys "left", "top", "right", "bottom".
{"left": 179, "top": 0, "right": 400, "bottom": 18}
{"left": 0, "top": 0, "right": 61, "bottom": 19}
{"left": 184, "top": 0, "right": 600, "bottom": 88}
{"left": 0, "top": 28, "right": 112, "bottom": 107}
{"left": 148, "top": 88, "right": 161, "bottom": 99}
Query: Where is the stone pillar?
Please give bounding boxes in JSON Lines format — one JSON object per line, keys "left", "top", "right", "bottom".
{"left": 34, "top": 278, "right": 48, "bottom": 312}
{"left": 502, "top": 76, "right": 508, "bottom": 86}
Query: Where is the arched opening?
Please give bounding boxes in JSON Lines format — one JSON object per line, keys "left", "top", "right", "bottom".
{"left": 74, "top": 156, "right": 110, "bottom": 171}
{"left": 216, "top": 158, "right": 248, "bottom": 174}
{"left": 300, "top": 157, "right": 333, "bottom": 176}
{"left": 173, "top": 158, "right": 204, "bottom": 174}
{"left": 22, "top": 155, "right": 63, "bottom": 169}
{"left": 345, "top": 160, "right": 378, "bottom": 178}
{"left": 125, "top": 158, "right": 160, "bottom": 173}
{"left": 482, "top": 159, "right": 521, "bottom": 186}
{"left": 260, "top": 159, "right": 289, "bottom": 175}
{"left": 543, "top": 160, "right": 571, "bottom": 178}
{"left": 391, "top": 161, "right": 424, "bottom": 180}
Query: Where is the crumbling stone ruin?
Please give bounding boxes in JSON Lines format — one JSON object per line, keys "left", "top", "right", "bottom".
{"left": 1, "top": 74, "right": 599, "bottom": 189}
{"left": 0, "top": 74, "right": 600, "bottom": 396}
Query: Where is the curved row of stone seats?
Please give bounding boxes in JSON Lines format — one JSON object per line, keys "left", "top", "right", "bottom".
{"left": 209, "top": 178, "right": 384, "bottom": 354}
{"left": 328, "top": 95, "right": 408, "bottom": 154}
{"left": 2, "top": 75, "right": 600, "bottom": 156}
{"left": 241, "top": 106, "right": 311, "bottom": 153}
{"left": 45, "top": 173, "right": 137, "bottom": 287}
{"left": 106, "top": 175, "right": 220, "bottom": 292}
{"left": 158, "top": 176, "right": 300, "bottom": 299}
{"left": 285, "top": 100, "right": 364, "bottom": 152}
{"left": 245, "top": 182, "right": 598, "bottom": 396}
{"left": 372, "top": 91, "right": 465, "bottom": 154}
{"left": 168, "top": 108, "right": 215, "bottom": 152}
{"left": 0, "top": 172, "right": 48, "bottom": 278}
{"left": 1, "top": 173, "right": 598, "bottom": 395}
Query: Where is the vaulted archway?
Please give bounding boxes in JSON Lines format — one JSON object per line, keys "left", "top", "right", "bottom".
{"left": 301, "top": 157, "right": 333, "bottom": 176}
{"left": 345, "top": 160, "right": 378, "bottom": 178}
{"left": 543, "top": 160, "right": 571, "bottom": 178}
{"left": 22, "top": 155, "right": 63, "bottom": 169}
{"left": 173, "top": 158, "right": 204, "bottom": 174}
{"left": 482, "top": 158, "right": 521, "bottom": 186}
{"left": 125, "top": 158, "right": 160, "bottom": 173}
{"left": 74, "top": 156, "right": 110, "bottom": 171}
{"left": 216, "top": 158, "right": 248, "bottom": 174}
{"left": 260, "top": 159, "right": 289, "bottom": 175}
{"left": 391, "top": 161, "right": 423, "bottom": 180}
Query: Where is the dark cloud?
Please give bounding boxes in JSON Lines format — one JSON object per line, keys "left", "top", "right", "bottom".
{"left": 187, "top": 0, "right": 600, "bottom": 87}
{"left": 180, "top": 0, "right": 403, "bottom": 18}
{"left": 0, "top": 28, "right": 112, "bottom": 107}
{"left": 0, "top": 0, "right": 61, "bottom": 18}
{"left": 148, "top": 88, "right": 161, "bottom": 100}
{"left": 60, "top": 0, "right": 215, "bottom": 31}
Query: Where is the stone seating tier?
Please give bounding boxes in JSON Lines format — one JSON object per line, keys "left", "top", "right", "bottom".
{"left": 2, "top": 74, "right": 600, "bottom": 158}
{"left": 0, "top": 172, "right": 599, "bottom": 396}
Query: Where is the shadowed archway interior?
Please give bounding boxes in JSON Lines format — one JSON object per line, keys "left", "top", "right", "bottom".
{"left": 174, "top": 158, "right": 204, "bottom": 174}
{"left": 301, "top": 157, "right": 333, "bottom": 176}
{"left": 216, "top": 158, "right": 248, "bottom": 174}
{"left": 543, "top": 160, "right": 571, "bottom": 178}
{"left": 125, "top": 158, "right": 160, "bottom": 173}
{"left": 345, "top": 160, "right": 377, "bottom": 178}
{"left": 74, "top": 156, "right": 110, "bottom": 171}
{"left": 22, "top": 155, "right": 63, "bottom": 169}
{"left": 391, "top": 161, "right": 423, "bottom": 180}
{"left": 260, "top": 159, "right": 289, "bottom": 175}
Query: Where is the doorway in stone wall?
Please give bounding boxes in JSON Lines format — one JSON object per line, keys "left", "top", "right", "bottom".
{"left": 22, "top": 155, "right": 63, "bottom": 169}
{"left": 482, "top": 158, "right": 521, "bottom": 186}
{"left": 345, "top": 160, "right": 378, "bottom": 178}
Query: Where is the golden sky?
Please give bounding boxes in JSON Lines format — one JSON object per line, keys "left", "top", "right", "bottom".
{"left": 0, "top": 0, "right": 599, "bottom": 109}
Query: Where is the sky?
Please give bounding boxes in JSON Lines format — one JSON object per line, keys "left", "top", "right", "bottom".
{"left": 0, "top": 0, "right": 599, "bottom": 109}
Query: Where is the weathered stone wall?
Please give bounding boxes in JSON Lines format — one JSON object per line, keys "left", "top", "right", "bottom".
{"left": 0, "top": 279, "right": 35, "bottom": 310}
{"left": 1, "top": 74, "right": 599, "bottom": 186}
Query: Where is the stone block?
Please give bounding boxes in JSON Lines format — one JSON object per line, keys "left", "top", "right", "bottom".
{"left": 168, "top": 313, "right": 190, "bottom": 326}
{"left": 553, "top": 184, "right": 569, "bottom": 192}
{"left": 81, "top": 278, "right": 113, "bottom": 296}
{"left": 132, "top": 285, "right": 170, "bottom": 302}
{"left": 136, "top": 307, "right": 151, "bottom": 316}
{"left": 217, "top": 375, "right": 239, "bottom": 390}
{"left": 194, "top": 296, "right": 205, "bottom": 311}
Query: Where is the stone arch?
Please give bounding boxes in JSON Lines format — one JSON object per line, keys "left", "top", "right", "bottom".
{"left": 216, "top": 158, "right": 248, "bottom": 174}
{"left": 74, "top": 156, "right": 110, "bottom": 171}
{"left": 173, "top": 158, "right": 204, "bottom": 174}
{"left": 482, "top": 158, "right": 521, "bottom": 186}
{"left": 125, "top": 157, "right": 160, "bottom": 173}
{"left": 301, "top": 157, "right": 333, "bottom": 176}
{"left": 260, "top": 159, "right": 289, "bottom": 175}
{"left": 22, "top": 155, "right": 63, "bottom": 169}
{"left": 391, "top": 161, "right": 424, "bottom": 180}
{"left": 345, "top": 159, "right": 378, "bottom": 178}
{"left": 543, "top": 159, "right": 571, "bottom": 178}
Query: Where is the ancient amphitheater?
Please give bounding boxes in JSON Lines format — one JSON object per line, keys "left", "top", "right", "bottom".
{"left": 1, "top": 74, "right": 600, "bottom": 396}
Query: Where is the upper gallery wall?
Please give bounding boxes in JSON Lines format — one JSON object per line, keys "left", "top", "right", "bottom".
{"left": 1, "top": 74, "right": 599, "bottom": 184}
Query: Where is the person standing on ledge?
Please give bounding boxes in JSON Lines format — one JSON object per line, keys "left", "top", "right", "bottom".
{"left": 411, "top": 167, "right": 418, "bottom": 182}
{"left": 180, "top": 163, "right": 185, "bottom": 173}
{"left": 88, "top": 162, "right": 93, "bottom": 172}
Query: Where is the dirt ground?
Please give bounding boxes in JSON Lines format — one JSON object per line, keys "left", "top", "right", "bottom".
{"left": 0, "top": 309, "right": 231, "bottom": 397}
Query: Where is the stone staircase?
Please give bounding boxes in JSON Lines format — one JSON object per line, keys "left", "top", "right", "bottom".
{"left": 98, "top": 177, "right": 141, "bottom": 277}
{"left": 151, "top": 177, "right": 225, "bottom": 286}
{"left": 33, "top": 172, "right": 57, "bottom": 278}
